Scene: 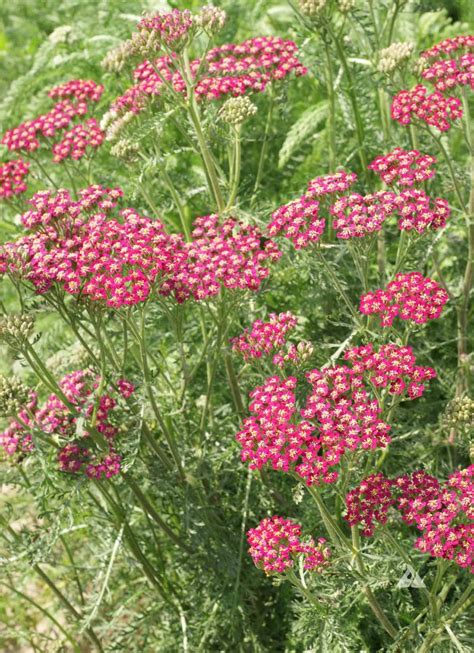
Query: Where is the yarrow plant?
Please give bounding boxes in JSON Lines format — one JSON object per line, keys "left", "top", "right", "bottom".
{"left": 0, "top": 4, "right": 473, "bottom": 652}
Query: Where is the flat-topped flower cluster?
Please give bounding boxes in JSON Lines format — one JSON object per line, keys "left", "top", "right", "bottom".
{"left": 110, "top": 35, "right": 307, "bottom": 114}
{"left": 247, "top": 516, "right": 331, "bottom": 574}
{"left": 268, "top": 147, "right": 449, "bottom": 247}
{"left": 345, "top": 466, "right": 474, "bottom": 573}
{"left": 236, "top": 343, "right": 436, "bottom": 486}
{"left": 0, "top": 186, "right": 280, "bottom": 307}
{"left": 2, "top": 79, "right": 104, "bottom": 157}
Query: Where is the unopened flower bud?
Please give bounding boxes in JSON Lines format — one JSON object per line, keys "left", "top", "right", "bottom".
{"left": 0, "top": 314, "right": 35, "bottom": 343}
{"left": 104, "top": 111, "right": 135, "bottom": 142}
{"left": 218, "top": 96, "right": 257, "bottom": 126}
{"left": 197, "top": 6, "right": 226, "bottom": 34}
{"left": 443, "top": 396, "right": 474, "bottom": 432}
{"left": 0, "top": 376, "right": 30, "bottom": 416}
{"left": 110, "top": 139, "right": 140, "bottom": 161}
{"left": 296, "top": 340, "right": 314, "bottom": 361}
{"left": 299, "top": 0, "right": 327, "bottom": 17}
{"left": 102, "top": 40, "right": 135, "bottom": 72}
{"left": 337, "top": 0, "right": 356, "bottom": 13}
{"left": 377, "top": 42, "right": 414, "bottom": 74}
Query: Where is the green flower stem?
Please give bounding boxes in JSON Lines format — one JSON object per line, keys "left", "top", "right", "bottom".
{"left": 92, "top": 482, "right": 173, "bottom": 604}
{"left": 287, "top": 569, "right": 323, "bottom": 610}
{"left": 306, "top": 485, "right": 351, "bottom": 551}
{"left": 316, "top": 246, "right": 364, "bottom": 328}
{"left": 225, "top": 124, "right": 242, "bottom": 211}
{"left": 181, "top": 49, "right": 225, "bottom": 214}
{"left": 351, "top": 526, "right": 398, "bottom": 639}
{"left": 2, "top": 520, "right": 104, "bottom": 653}
{"left": 250, "top": 84, "right": 275, "bottom": 208}
{"left": 326, "top": 23, "right": 369, "bottom": 181}
{"left": 26, "top": 152, "right": 59, "bottom": 190}
{"left": 224, "top": 352, "right": 246, "bottom": 418}
{"left": 418, "top": 581, "right": 473, "bottom": 653}
{"left": 323, "top": 38, "right": 336, "bottom": 175}
{"left": 457, "top": 91, "right": 474, "bottom": 395}
{"left": 304, "top": 484, "right": 397, "bottom": 638}
{"left": 122, "top": 474, "right": 192, "bottom": 553}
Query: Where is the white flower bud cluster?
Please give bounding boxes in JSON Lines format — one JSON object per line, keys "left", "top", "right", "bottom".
{"left": 377, "top": 41, "right": 414, "bottom": 74}
{"left": 443, "top": 396, "right": 474, "bottom": 432}
{"left": 102, "top": 40, "right": 136, "bottom": 73}
{"left": 46, "top": 343, "right": 96, "bottom": 376}
{"left": 296, "top": 340, "right": 314, "bottom": 361}
{"left": 299, "top": 0, "right": 327, "bottom": 17}
{"left": 337, "top": 0, "right": 356, "bottom": 13}
{"left": 110, "top": 139, "right": 140, "bottom": 161}
{"left": 0, "top": 314, "right": 34, "bottom": 342}
{"left": 196, "top": 6, "right": 227, "bottom": 34}
{"left": 218, "top": 96, "right": 257, "bottom": 126}
{"left": 100, "top": 111, "right": 135, "bottom": 142}
{"left": 0, "top": 376, "right": 30, "bottom": 416}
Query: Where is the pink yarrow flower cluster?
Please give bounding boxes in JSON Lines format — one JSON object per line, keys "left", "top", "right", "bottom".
{"left": 345, "top": 466, "right": 473, "bottom": 573}
{"left": 1, "top": 191, "right": 279, "bottom": 307}
{"left": 393, "top": 189, "right": 450, "bottom": 232}
{"left": 139, "top": 9, "right": 193, "bottom": 49}
{"left": 2, "top": 79, "right": 103, "bottom": 155}
{"left": 0, "top": 159, "right": 30, "bottom": 199}
{"left": 330, "top": 191, "right": 397, "bottom": 239}
{"left": 306, "top": 171, "right": 358, "bottom": 198}
{"left": 344, "top": 343, "right": 436, "bottom": 399}
{"left": 247, "top": 516, "right": 330, "bottom": 574}
{"left": 51, "top": 118, "right": 104, "bottom": 163}
{"left": 268, "top": 171, "right": 357, "bottom": 248}
{"left": 391, "top": 84, "right": 463, "bottom": 131}
{"left": 237, "top": 343, "right": 435, "bottom": 486}
{"left": 420, "top": 35, "right": 474, "bottom": 62}
{"left": 48, "top": 79, "right": 104, "bottom": 103}
{"left": 1, "top": 185, "right": 186, "bottom": 307}
{"left": 345, "top": 472, "right": 396, "bottom": 536}
{"left": 0, "top": 369, "right": 135, "bottom": 479}
{"left": 230, "top": 312, "right": 298, "bottom": 361}
{"left": 421, "top": 54, "right": 474, "bottom": 92}
{"left": 163, "top": 214, "right": 281, "bottom": 303}
{"left": 397, "top": 466, "right": 474, "bottom": 572}
{"left": 359, "top": 272, "right": 449, "bottom": 326}
{"left": 112, "top": 36, "right": 306, "bottom": 113}
{"left": 368, "top": 148, "right": 436, "bottom": 188}
{"left": 419, "top": 35, "right": 474, "bottom": 92}
{"left": 268, "top": 196, "right": 325, "bottom": 249}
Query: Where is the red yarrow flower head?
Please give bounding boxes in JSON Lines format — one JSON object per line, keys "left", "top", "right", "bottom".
{"left": 48, "top": 79, "right": 104, "bottom": 103}
{"left": 110, "top": 36, "right": 307, "bottom": 114}
{"left": 52, "top": 118, "right": 104, "bottom": 162}
{"left": 268, "top": 196, "right": 325, "bottom": 249}
{"left": 231, "top": 312, "right": 298, "bottom": 361}
{"left": 420, "top": 35, "right": 474, "bottom": 63}
{"left": 0, "top": 369, "right": 134, "bottom": 480}
{"left": 0, "top": 158, "right": 30, "bottom": 200}
{"left": 368, "top": 148, "right": 436, "bottom": 188}
{"left": 393, "top": 189, "right": 450, "bottom": 233}
{"left": 139, "top": 9, "right": 194, "bottom": 51}
{"left": 359, "top": 272, "right": 449, "bottom": 327}
{"left": 391, "top": 84, "right": 463, "bottom": 132}
{"left": 344, "top": 472, "right": 395, "bottom": 536}
{"left": 330, "top": 191, "right": 397, "bottom": 239}
{"left": 247, "top": 516, "right": 330, "bottom": 575}
{"left": 162, "top": 214, "right": 281, "bottom": 303}
{"left": 306, "top": 171, "right": 357, "bottom": 198}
